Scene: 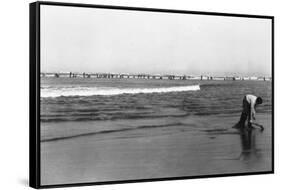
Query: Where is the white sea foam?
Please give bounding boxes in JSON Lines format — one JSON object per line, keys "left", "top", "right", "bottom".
{"left": 41, "top": 85, "right": 200, "bottom": 98}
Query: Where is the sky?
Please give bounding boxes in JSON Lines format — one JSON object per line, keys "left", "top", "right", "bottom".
{"left": 40, "top": 5, "right": 272, "bottom": 76}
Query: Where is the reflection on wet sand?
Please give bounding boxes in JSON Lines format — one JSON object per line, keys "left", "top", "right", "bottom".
{"left": 238, "top": 127, "right": 263, "bottom": 162}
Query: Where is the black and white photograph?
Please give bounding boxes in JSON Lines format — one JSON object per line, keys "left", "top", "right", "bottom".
{"left": 31, "top": 1, "right": 273, "bottom": 187}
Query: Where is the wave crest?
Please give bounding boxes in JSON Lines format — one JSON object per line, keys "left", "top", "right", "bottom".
{"left": 41, "top": 85, "right": 200, "bottom": 98}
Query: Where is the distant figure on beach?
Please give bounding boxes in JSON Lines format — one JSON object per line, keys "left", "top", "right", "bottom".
{"left": 235, "top": 94, "right": 264, "bottom": 130}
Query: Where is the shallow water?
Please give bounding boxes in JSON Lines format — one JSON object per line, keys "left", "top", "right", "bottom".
{"left": 40, "top": 78, "right": 272, "bottom": 141}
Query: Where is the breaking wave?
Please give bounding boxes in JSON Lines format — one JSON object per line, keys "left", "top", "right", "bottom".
{"left": 41, "top": 85, "right": 200, "bottom": 98}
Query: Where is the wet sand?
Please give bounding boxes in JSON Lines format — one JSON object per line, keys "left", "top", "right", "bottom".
{"left": 41, "top": 113, "right": 272, "bottom": 185}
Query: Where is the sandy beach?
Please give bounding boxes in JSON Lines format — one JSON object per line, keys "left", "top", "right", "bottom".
{"left": 41, "top": 113, "right": 271, "bottom": 185}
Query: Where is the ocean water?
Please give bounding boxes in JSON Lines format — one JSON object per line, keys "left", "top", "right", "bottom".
{"left": 40, "top": 78, "right": 272, "bottom": 142}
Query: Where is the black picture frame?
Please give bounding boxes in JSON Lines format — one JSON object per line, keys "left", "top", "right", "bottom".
{"left": 30, "top": 1, "right": 274, "bottom": 189}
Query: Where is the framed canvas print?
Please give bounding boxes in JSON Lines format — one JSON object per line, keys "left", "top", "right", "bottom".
{"left": 29, "top": 1, "right": 274, "bottom": 188}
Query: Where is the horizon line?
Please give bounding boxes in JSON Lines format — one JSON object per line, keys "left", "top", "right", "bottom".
{"left": 40, "top": 71, "right": 272, "bottom": 77}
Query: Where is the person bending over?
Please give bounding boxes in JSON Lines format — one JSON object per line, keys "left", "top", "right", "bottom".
{"left": 236, "top": 94, "right": 263, "bottom": 130}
